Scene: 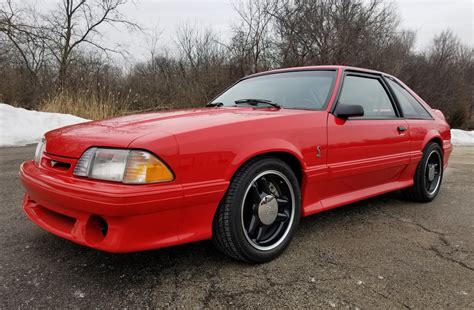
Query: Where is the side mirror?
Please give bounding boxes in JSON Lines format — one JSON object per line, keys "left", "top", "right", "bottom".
{"left": 335, "top": 104, "right": 364, "bottom": 119}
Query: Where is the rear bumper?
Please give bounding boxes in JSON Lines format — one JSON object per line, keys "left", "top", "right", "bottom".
{"left": 20, "top": 161, "right": 227, "bottom": 253}
{"left": 443, "top": 141, "right": 453, "bottom": 169}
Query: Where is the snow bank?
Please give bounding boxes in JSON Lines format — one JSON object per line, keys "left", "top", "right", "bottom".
{"left": 0, "top": 103, "right": 89, "bottom": 147}
{"left": 451, "top": 129, "right": 474, "bottom": 146}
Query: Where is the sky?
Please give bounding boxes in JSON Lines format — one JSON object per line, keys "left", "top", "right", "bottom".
{"left": 393, "top": 0, "right": 473, "bottom": 48}
{"left": 39, "top": 0, "right": 474, "bottom": 62}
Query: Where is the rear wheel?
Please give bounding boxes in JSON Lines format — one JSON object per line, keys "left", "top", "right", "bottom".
{"left": 403, "top": 142, "right": 443, "bottom": 202}
{"left": 212, "top": 157, "right": 301, "bottom": 263}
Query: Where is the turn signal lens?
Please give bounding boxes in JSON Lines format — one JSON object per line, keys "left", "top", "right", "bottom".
{"left": 123, "top": 150, "right": 174, "bottom": 184}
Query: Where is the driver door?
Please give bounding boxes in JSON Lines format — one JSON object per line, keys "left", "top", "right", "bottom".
{"left": 324, "top": 72, "right": 411, "bottom": 199}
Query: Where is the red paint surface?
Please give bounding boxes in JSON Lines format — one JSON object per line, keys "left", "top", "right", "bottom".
{"left": 20, "top": 66, "right": 452, "bottom": 253}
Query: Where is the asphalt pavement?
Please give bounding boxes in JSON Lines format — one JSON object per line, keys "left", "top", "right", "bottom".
{"left": 0, "top": 145, "right": 473, "bottom": 308}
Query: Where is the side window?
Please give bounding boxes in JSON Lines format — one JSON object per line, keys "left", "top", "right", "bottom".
{"left": 386, "top": 79, "right": 432, "bottom": 119}
{"left": 338, "top": 75, "right": 396, "bottom": 118}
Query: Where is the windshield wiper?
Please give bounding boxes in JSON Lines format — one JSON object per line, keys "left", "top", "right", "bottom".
{"left": 234, "top": 99, "right": 281, "bottom": 109}
{"left": 206, "top": 102, "right": 224, "bottom": 107}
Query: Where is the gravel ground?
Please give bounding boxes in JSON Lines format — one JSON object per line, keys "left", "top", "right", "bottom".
{"left": 0, "top": 146, "right": 473, "bottom": 308}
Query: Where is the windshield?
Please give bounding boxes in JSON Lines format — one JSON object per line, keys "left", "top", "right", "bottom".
{"left": 211, "top": 70, "right": 336, "bottom": 110}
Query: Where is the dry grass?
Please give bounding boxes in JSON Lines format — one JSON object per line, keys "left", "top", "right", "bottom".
{"left": 39, "top": 89, "right": 130, "bottom": 120}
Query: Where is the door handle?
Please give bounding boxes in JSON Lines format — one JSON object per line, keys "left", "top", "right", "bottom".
{"left": 397, "top": 126, "right": 407, "bottom": 132}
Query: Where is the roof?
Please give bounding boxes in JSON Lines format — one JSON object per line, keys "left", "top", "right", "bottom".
{"left": 243, "top": 65, "right": 388, "bottom": 80}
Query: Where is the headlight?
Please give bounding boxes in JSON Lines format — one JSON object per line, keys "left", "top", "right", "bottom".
{"left": 34, "top": 138, "right": 46, "bottom": 165}
{"left": 73, "top": 148, "right": 174, "bottom": 184}
{"left": 89, "top": 148, "right": 130, "bottom": 182}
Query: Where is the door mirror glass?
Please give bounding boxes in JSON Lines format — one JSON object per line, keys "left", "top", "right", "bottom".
{"left": 335, "top": 104, "right": 364, "bottom": 119}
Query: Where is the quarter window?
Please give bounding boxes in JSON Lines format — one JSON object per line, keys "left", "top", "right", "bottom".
{"left": 386, "top": 79, "right": 431, "bottom": 119}
{"left": 338, "top": 75, "right": 396, "bottom": 118}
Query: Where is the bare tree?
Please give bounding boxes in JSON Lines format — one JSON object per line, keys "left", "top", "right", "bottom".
{"left": 0, "top": 0, "right": 139, "bottom": 86}
{"left": 145, "top": 26, "right": 163, "bottom": 61}
{"left": 0, "top": 0, "right": 48, "bottom": 78}
{"left": 420, "top": 30, "right": 473, "bottom": 127}
{"left": 45, "top": 0, "right": 139, "bottom": 85}
{"left": 175, "top": 24, "right": 229, "bottom": 103}
{"left": 270, "top": 0, "right": 400, "bottom": 68}
{"left": 428, "top": 30, "right": 461, "bottom": 66}
{"left": 228, "top": 0, "right": 276, "bottom": 74}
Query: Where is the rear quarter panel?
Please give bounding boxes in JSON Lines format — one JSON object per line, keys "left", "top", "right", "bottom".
{"left": 406, "top": 119, "right": 452, "bottom": 168}
{"left": 392, "top": 76, "right": 452, "bottom": 167}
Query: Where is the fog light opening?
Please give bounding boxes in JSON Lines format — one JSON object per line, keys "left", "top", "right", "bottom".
{"left": 98, "top": 217, "right": 108, "bottom": 237}
{"left": 85, "top": 215, "right": 108, "bottom": 244}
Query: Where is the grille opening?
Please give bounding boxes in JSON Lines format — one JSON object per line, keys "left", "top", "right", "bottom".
{"left": 48, "top": 160, "right": 71, "bottom": 171}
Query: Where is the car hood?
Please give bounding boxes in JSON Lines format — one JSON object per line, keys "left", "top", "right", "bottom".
{"left": 44, "top": 107, "right": 292, "bottom": 158}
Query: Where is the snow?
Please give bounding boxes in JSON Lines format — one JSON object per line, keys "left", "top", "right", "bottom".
{"left": 0, "top": 103, "right": 473, "bottom": 147}
{"left": 451, "top": 129, "right": 474, "bottom": 146}
{"left": 0, "top": 104, "right": 89, "bottom": 147}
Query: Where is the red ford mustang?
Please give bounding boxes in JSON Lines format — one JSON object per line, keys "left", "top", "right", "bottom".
{"left": 20, "top": 65, "right": 452, "bottom": 263}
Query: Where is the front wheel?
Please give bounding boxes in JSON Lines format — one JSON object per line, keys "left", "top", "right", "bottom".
{"left": 403, "top": 142, "right": 444, "bottom": 202}
{"left": 212, "top": 157, "right": 301, "bottom": 263}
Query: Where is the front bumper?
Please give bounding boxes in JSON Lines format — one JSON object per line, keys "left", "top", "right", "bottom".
{"left": 20, "top": 160, "right": 227, "bottom": 253}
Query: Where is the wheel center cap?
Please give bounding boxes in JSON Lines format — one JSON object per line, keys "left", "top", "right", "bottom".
{"left": 428, "top": 164, "right": 436, "bottom": 181}
{"left": 258, "top": 195, "right": 278, "bottom": 225}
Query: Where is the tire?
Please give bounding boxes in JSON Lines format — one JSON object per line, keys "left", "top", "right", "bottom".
{"left": 403, "top": 142, "right": 444, "bottom": 202}
{"left": 212, "top": 157, "right": 301, "bottom": 263}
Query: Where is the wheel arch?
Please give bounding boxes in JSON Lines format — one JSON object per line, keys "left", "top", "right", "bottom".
{"left": 428, "top": 137, "right": 442, "bottom": 148}
{"left": 215, "top": 143, "right": 306, "bottom": 223}
{"left": 225, "top": 139, "right": 306, "bottom": 186}
{"left": 235, "top": 151, "right": 304, "bottom": 186}
{"left": 422, "top": 130, "right": 443, "bottom": 154}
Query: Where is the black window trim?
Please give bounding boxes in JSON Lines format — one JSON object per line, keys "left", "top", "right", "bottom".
{"left": 208, "top": 68, "right": 339, "bottom": 111}
{"left": 382, "top": 75, "right": 434, "bottom": 120}
{"left": 331, "top": 69, "right": 402, "bottom": 120}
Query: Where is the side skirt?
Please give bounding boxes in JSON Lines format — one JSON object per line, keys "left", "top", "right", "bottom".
{"left": 302, "top": 180, "right": 413, "bottom": 217}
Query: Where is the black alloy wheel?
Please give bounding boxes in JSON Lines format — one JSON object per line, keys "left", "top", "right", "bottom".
{"left": 213, "top": 157, "right": 301, "bottom": 263}
{"left": 241, "top": 170, "right": 295, "bottom": 251}
{"left": 403, "top": 142, "right": 444, "bottom": 202}
{"left": 424, "top": 150, "right": 442, "bottom": 195}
